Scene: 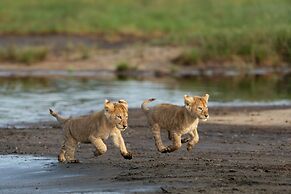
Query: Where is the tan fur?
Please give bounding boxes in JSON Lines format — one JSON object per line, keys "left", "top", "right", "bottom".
{"left": 142, "top": 94, "right": 209, "bottom": 153}
{"left": 49, "top": 99, "right": 132, "bottom": 163}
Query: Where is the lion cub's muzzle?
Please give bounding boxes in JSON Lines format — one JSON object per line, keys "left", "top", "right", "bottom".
{"left": 202, "top": 113, "right": 209, "bottom": 121}
{"left": 117, "top": 124, "right": 128, "bottom": 131}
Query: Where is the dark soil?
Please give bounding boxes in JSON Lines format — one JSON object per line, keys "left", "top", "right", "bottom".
{"left": 0, "top": 108, "right": 290, "bottom": 193}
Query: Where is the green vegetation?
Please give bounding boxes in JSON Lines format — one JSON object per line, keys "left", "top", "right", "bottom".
{"left": 0, "top": 0, "right": 290, "bottom": 66}
{"left": 115, "top": 62, "right": 137, "bottom": 72}
{"left": 0, "top": 0, "right": 289, "bottom": 39}
{"left": 173, "top": 32, "right": 291, "bottom": 66}
{"left": 116, "top": 62, "right": 130, "bottom": 72}
{"left": 0, "top": 46, "right": 48, "bottom": 65}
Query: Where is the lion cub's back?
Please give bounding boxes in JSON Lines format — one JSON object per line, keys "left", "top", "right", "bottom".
{"left": 63, "top": 112, "right": 102, "bottom": 140}
{"left": 148, "top": 103, "right": 183, "bottom": 126}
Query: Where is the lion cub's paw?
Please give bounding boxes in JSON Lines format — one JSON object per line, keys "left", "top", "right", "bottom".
{"left": 187, "top": 144, "right": 193, "bottom": 152}
{"left": 122, "top": 152, "right": 133, "bottom": 160}
{"left": 161, "top": 147, "right": 171, "bottom": 153}
{"left": 93, "top": 150, "right": 106, "bottom": 157}
{"left": 58, "top": 155, "right": 66, "bottom": 163}
{"left": 93, "top": 151, "right": 99, "bottom": 157}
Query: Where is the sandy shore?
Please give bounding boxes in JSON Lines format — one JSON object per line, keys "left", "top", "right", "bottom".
{"left": 0, "top": 107, "right": 290, "bottom": 193}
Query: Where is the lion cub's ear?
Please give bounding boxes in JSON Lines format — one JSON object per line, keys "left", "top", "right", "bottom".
{"left": 184, "top": 95, "right": 193, "bottom": 105}
{"left": 203, "top": 94, "right": 209, "bottom": 102}
{"left": 118, "top": 99, "right": 128, "bottom": 109}
{"left": 104, "top": 99, "right": 115, "bottom": 112}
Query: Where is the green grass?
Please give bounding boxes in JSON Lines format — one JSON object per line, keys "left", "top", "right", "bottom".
{"left": 0, "top": 0, "right": 291, "bottom": 65}
{"left": 0, "top": 0, "right": 289, "bottom": 38}
{"left": 0, "top": 46, "right": 48, "bottom": 65}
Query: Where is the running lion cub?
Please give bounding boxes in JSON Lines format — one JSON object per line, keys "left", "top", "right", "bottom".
{"left": 142, "top": 94, "right": 209, "bottom": 153}
{"left": 49, "top": 99, "right": 132, "bottom": 163}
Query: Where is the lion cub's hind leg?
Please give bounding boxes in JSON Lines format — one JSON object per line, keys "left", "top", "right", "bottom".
{"left": 63, "top": 137, "right": 79, "bottom": 163}
{"left": 89, "top": 136, "right": 107, "bottom": 157}
{"left": 152, "top": 124, "right": 168, "bottom": 152}
{"left": 58, "top": 143, "right": 66, "bottom": 163}
{"left": 162, "top": 132, "right": 182, "bottom": 153}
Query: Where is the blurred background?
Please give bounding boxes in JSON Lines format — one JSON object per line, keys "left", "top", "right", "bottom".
{"left": 0, "top": 0, "right": 290, "bottom": 127}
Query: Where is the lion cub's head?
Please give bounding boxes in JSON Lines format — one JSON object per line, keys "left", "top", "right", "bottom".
{"left": 184, "top": 94, "right": 209, "bottom": 121}
{"left": 104, "top": 99, "right": 129, "bottom": 131}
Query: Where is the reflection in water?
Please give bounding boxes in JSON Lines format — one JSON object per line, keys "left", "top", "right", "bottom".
{"left": 0, "top": 75, "right": 290, "bottom": 127}
{"left": 276, "top": 73, "right": 291, "bottom": 95}
{"left": 176, "top": 74, "right": 291, "bottom": 102}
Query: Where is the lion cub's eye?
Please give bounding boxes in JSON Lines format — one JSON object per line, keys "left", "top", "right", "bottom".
{"left": 198, "top": 107, "right": 203, "bottom": 111}
{"left": 117, "top": 115, "right": 122, "bottom": 119}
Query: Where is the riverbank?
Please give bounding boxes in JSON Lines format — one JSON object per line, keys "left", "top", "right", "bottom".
{"left": 0, "top": 107, "right": 290, "bottom": 193}
{"left": 0, "top": 42, "right": 290, "bottom": 79}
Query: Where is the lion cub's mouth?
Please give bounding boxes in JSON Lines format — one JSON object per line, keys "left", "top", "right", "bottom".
{"left": 117, "top": 126, "right": 127, "bottom": 131}
{"left": 200, "top": 116, "right": 209, "bottom": 121}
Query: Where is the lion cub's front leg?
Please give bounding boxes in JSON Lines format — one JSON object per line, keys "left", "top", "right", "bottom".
{"left": 186, "top": 128, "right": 199, "bottom": 151}
{"left": 89, "top": 136, "right": 108, "bottom": 157}
{"left": 111, "top": 129, "right": 132, "bottom": 160}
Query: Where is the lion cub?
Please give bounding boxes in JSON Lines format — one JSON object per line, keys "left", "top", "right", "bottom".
{"left": 49, "top": 99, "right": 132, "bottom": 163}
{"left": 142, "top": 94, "right": 209, "bottom": 153}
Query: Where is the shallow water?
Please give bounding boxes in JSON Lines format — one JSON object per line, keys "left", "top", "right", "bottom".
{"left": 0, "top": 75, "right": 290, "bottom": 127}
{"left": 0, "top": 155, "right": 54, "bottom": 169}
{"left": 0, "top": 155, "right": 158, "bottom": 193}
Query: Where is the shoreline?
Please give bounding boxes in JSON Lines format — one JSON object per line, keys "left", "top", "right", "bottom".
{"left": 0, "top": 65, "right": 290, "bottom": 79}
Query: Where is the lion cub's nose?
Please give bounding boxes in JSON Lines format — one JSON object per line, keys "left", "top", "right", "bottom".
{"left": 205, "top": 114, "right": 209, "bottom": 118}
{"left": 123, "top": 125, "right": 127, "bottom": 129}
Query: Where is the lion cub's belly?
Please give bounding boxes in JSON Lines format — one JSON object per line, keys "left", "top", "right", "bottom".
{"left": 179, "top": 122, "right": 198, "bottom": 135}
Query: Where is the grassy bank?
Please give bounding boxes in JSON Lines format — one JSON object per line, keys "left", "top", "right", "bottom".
{"left": 0, "top": 46, "right": 48, "bottom": 65}
{"left": 0, "top": 0, "right": 290, "bottom": 66}
{"left": 173, "top": 31, "right": 291, "bottom": 67}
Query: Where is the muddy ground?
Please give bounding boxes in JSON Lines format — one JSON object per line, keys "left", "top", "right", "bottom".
{"left": 0, "top": 107, "right": 290, "bottom": 193}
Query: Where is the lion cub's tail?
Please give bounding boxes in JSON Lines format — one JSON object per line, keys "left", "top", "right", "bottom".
{"left": 141, "top": 98, "right": 156, "bottom": 113}
{"left": 49, "top": 109, "right": 68, "bottom": 124}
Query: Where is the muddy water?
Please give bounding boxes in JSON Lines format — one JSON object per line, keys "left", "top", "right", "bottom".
{"left": 0, "top": 75, "right": 290, "bottom": 127}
